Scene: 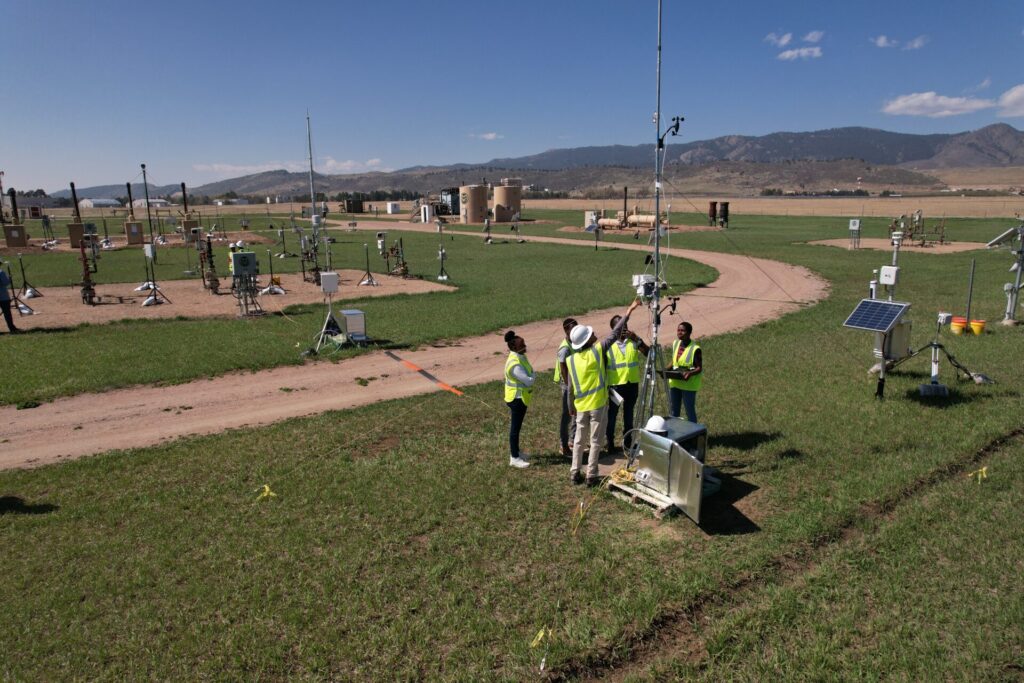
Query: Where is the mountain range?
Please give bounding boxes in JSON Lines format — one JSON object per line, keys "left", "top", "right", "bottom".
{"left": 55, "top": 124, "right": 1024, "bottom": 199}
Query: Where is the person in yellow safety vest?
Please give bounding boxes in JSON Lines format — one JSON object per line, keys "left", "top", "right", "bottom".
{"left": 503, "top": 330, "right": 535, "bottom": 469}
{"left": 669, "top": 321, "right": 702, "bottom": 423}
{"left": 553, "top": 317, "right": 578, "bottom": 458}
{"left": 227, "top": 243, "right": 238, "bottom": 275}
{"left": 604, "top": 314, "right": 649, "bottom": 454}
{"left": 567, "top": 299, "right": 641, "bottom": 486}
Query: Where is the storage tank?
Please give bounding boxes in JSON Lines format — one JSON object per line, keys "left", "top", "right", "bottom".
{"left": 459, "top": 185, "right": 487, "bottom": 224}
{"left": 493, "top": 184, "right": 522, "bottom": 222}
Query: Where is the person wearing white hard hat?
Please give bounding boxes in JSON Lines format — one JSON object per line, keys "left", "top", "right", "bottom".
{"left": 566, "top": 299, "right": 641, "bottom": 486}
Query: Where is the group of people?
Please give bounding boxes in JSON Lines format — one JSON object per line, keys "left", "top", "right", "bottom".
{"left": 502, "top": 299, "right": 702, "bottom": 485}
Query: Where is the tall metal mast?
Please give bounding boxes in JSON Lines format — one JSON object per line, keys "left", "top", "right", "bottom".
{"left": 306, "top": 112, "right": 317, "bottom": 225}
{"left": 653, "top": 0, "right": 664, "bottom": 328}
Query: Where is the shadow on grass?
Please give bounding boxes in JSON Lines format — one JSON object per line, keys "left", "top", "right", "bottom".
{"left": 0, "top": 496, "right": 59, "bottom": 516}
{"left": 699, "top": 474, "right": 761, "bottom": 536}
{"left": 903, "top": 387, "right": 981, "bottom": 408}
{"left": 710, "top": 431, "right": 780, "bottom": 451}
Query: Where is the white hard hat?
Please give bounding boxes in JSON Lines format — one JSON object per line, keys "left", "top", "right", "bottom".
{"left": 645, "top": 416, "right": 668, "bottom": 434}
{"left": 235, "top": 240, "right": 245, "bottom": 248}
{"left": 569, "top": 324, "right": 593, "bottom": 350}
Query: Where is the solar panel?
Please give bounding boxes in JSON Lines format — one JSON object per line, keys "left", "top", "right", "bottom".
{"left": 843, "top": 299, "right": 911, "bottom": 333}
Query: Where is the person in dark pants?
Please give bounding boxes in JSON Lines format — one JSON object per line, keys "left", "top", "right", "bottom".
{"left": 605, "top": 314, "right": 649, "bottom": 453}
{"left": 0, "top": 267, "right": 20, "bottom": 334}
{"left": 554, "top": 317, "right": 578, "bottom": 457}
{"left": 669, "top": 321, "right": 702, "bottom": 422}
{"left": 503, "top": 330, "right": 535, "bottom": 469}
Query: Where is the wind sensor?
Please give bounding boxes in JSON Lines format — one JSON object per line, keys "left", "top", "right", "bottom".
{"left": 986, "top": 220, "right": 1024, "bottom": 325}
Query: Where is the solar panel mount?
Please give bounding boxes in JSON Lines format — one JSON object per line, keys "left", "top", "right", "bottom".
{"left": 843, "top": 299, "right": 911, "bottom": 333}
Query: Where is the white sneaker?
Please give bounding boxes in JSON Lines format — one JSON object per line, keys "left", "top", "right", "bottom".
{"left": 509, "top": 456, "right": 530, "bottom": 469}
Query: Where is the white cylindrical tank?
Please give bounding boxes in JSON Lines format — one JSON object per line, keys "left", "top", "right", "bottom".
{"left": 493, "top": 184, "right": 522, "bottom": 223}
{"left": 421, "top": 204, "right": 434, "bottom": 223}
{"left": 460, "top": 185, "right": 487, "bottom": 224}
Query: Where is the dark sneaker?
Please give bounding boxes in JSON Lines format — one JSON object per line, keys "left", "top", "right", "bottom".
{"left": 570, "top": 471, "right": 583, "bottom": 485}
{"left": 585, "top": 477, "right": 602, "bottom": 488}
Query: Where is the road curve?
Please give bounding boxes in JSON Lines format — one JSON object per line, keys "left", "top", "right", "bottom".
{"left": 0, "top": 223, "right": 828, "bottom": 470}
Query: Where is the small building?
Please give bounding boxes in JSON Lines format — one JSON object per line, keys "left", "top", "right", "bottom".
{"left": 132, "top": 198, "right": 171, "bottom": 208}
{"left": 79, "top": 198, "right": 123, "bottom": 209}
{"left": 385, "top": 201, "right": 401, "bottom": 214}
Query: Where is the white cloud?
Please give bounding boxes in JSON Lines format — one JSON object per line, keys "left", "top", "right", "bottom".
{"left": 803, "top": 30, "right": 825, "bottom": 43}
{"left": 997, "top": 84, "right": 1024, "bottom": 116}
{"left": 965, "top": 77, "right": 992, "bottom": 94}
{"left": 882, "top": 91, "right": 995, "bottom": 117}
{"left": 902, "top": 35, "right": 929, "bottom": 50}
{"left": 193, "top": 157, "right": 390, "bottom": 178}
{"left": 871, "top": 35, "right": 898, "bottom": 48}
{"left": 469, "top": 132, "right": 504, "bottom": 141}
{"left": 765, "top": 32, "right": 792, "bottom": 47}
{"left": 778, "top": 46, "right": 822, "bottom": 61}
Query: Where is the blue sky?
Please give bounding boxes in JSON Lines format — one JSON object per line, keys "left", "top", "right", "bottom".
{"left": 3, "top": 0, "right": 1022, "bottom": 192}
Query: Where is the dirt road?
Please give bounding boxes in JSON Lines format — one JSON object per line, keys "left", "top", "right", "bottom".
{"left": 0, "top": 226, "right": 828, "bottom": 470}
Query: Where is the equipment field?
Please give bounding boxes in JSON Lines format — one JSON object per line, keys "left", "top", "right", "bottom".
{"left": 1, "top": 210, "right": 1022, "bottom": 681}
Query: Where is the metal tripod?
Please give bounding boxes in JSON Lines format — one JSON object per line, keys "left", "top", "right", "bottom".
{"left": 632, "top": 296, "right": 679, "bottom": 460}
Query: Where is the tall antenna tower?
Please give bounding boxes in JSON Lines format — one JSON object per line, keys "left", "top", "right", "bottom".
{"left": 634, "top": 0, "right": 683, "bottom": 432}
{"left": 306, "top": 111, "right": 317, "bottom": 224}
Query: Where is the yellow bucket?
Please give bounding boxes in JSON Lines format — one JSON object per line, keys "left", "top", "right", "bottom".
{"left": 950, "top": 317, "right": 966, "bottom": 335}
{"left": 970, "top": 320, "right": 986, "bottom": 335}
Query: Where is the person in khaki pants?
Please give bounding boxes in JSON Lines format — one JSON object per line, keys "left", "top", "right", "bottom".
{"left": 566, "top": 299, "right": 640, "bottom": 485}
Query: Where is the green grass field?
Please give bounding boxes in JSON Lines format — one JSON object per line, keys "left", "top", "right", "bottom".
{"left": 1, "top": 210, "right": 1022, "bottom": 679}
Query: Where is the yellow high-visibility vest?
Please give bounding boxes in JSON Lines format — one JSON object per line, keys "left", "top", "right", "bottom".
{"left": 607, "top": 340, "right": 641, "bottom": 386}
{"left": 567, "top": 345, "right": 608, "bottom": 412}
{"left": 552, "top": 339, "right": 570, "bottom": 384}
{"left": 670, "top": 339, "right": 702, "bottom": 391}
{"left": 504, "top": 352, "right": 534, "bottom": 406}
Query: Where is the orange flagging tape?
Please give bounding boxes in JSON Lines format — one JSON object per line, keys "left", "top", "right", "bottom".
{"left": 385, "top": 351, "right": 464, "bottom": 396}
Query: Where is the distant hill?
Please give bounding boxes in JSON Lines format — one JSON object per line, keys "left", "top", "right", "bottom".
{"left": 475, "top": 124, "right": 1022, "bottom": 170}
{"left": 56, "top": 124, "right": 1022, "bottom": 199}
{"left": 906, "top": 123, "right": 1024, "bottom": 168}
{"left": 51, "top": 182, "right": 179, "bottom": 200}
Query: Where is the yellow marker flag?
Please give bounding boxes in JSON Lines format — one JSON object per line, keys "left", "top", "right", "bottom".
{"left": 255, "top": 484, "right": 278, "bottom": 501}
{"left": 967, "top": 466, "right": 988, "bottom": 484}
{"left": 530, "top": 627, "right": 551, "bottom": 649}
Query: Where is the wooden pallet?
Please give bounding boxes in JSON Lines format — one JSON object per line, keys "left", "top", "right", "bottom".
{"left": 607, "top": 481, "right": 678, "bottom": 519}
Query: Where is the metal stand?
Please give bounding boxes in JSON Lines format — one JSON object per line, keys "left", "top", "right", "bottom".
{"left": 890, "top": 317, "right": 993, "bottom": 396}
{"left": 358, "top": 243, "right": 379, "bottom": 286}
{"left": 140, "top": 250, "right": 171, "bottom": 307}
{"left": 16, "top": 254, "right": 41, "bottom": 299}
{"left": 437, "top": 245, "right": 450, "bottom": 281}
{"left": 260, "top": 249, "right": 286, "bottom": 295}
{"left": 313, "top": 293, "right": 341, "bottom": 353}
{"left": 233, "top": 273, "right": 264, "bottom": 317}
{"left": 4, "top": 262, "right": 35, "bottom": 316}
{"left": 275, "top": 228, "right": 297, "bottom": 258}
{"left": 198, "top": 236, "right": 221, "bottom": 294}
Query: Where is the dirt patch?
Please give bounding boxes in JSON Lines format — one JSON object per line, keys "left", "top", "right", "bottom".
{"left": 10, "top": 270, "right": 452, "bottom": 330}
{"left": 556, "top": 224, "right": 722, "bottom": 234}
{"left": 807, "top": 237, "right": 989, "bottom": 253}
{"left": 2, "top": 231, "right": 274, "bottom": 255}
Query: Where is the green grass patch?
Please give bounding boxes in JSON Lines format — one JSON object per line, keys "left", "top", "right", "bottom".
{"left": 1, "top": 232, "right": 715, "bottom": 405}
{"left": 1, "top": 211, "right": 1022, "bottom": 678}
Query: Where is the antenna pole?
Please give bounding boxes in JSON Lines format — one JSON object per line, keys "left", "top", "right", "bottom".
{"left": 307, "top": 112, "right": 317, "bottom": 225}
{"left": 653, "top": 0, "right": 663, "bottom": 345}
